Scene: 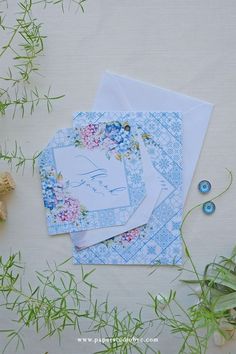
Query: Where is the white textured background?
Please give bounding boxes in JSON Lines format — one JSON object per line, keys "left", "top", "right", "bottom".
{"left": 0, "top": 1, "right": 236, "bottom": 353}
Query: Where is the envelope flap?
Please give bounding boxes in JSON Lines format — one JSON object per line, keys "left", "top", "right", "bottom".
{"left": 94, "top": 71, "right": 213, "bottom": 113}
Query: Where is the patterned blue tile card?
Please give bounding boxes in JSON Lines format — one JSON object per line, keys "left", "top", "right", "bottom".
{"left": 71, "top": 112, "right": 183, "bottom": 265}
{"left": 38, "top": 121, "right": 146, "bottom": 235}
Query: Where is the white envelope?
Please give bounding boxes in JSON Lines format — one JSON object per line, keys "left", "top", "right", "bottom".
{"left": 93, "top": 72, "right": 214, "bottom": 200}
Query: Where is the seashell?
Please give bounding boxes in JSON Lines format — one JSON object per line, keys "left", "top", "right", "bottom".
{"left": 0, "top": 201, "right": 7, "bottom": 221}
{"left": 0, "top": 172, "right": 16, "bottom": 195}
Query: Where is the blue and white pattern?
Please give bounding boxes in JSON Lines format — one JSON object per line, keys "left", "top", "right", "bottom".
{"left": 38, "top": 122, "right": 146, "bottom": 235}
{"left": 72, "top": 112, "right": 183, "bottom": 265}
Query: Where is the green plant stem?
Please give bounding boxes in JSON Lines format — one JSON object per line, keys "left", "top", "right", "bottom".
{"left": 0, "top": 2, "right": 30, "bottom": 58}
{"left": 180, "top": 169, "right": 233, "bottom": 285}
{"left": 0, "top": 142, "right": 41, "bottom": 172}
{"left": 148, "top": 170, "right": 234, "bottom": 354}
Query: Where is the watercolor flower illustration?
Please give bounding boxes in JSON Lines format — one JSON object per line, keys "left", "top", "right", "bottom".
{"left": 74, "top": 121, "right": 139, "bottom": 160}
{"left": 104, "top": 228, "right": 142, "bottom": 248}
{"left": 40, "top": 166, "right": 87, "bottom": 224}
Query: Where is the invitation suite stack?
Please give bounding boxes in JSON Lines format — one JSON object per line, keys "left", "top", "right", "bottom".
{"left": 38, "top": 72, "right": 213, "bottom": 265}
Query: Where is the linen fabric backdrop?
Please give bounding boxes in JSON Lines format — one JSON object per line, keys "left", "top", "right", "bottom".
{"left": 0, "top": 1, "right": 236, "bottom": 353}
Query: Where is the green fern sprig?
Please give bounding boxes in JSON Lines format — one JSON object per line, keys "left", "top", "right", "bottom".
{"left": 34, "top": 0, "right": 87, "bottom": 13}
{"left": 0, "top": 253, "right": 96, "bottom": 353}
{"left": 0, "top": 0, "right": 66, "bottom": 118}
{"left": 148, "top": 170, "right": 234, "bottom": 354}
{"left": 0, "top": 141, "right": 41, "bottom": 172}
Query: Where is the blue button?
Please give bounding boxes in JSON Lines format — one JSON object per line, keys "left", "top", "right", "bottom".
{"left": 198, "top": 180, "right": 211, "bottom": 194}
{"left": 202, "top": 201, "right": 216, "bottom": 215}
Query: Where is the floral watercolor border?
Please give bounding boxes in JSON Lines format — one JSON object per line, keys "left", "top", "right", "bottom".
{"left": 38, "top": 124, "right": 146, "bottom": 235}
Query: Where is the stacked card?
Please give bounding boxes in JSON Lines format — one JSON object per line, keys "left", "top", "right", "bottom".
{"left": 38, "top": 73, "right": 213, "bottom": 265}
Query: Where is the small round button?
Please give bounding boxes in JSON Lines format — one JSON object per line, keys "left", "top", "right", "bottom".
{"left": 202, "top": 201, "right": 216, "bottom": 215}
{"left": 198, "top": 180, "right": 211, "bottom": 194}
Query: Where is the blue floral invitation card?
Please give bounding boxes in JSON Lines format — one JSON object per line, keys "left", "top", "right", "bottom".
{"left": 38, "top": 121, "right": 146, "bottom": 235}
{"left": 72, "top": 112, "right": 183, "bottom": 265}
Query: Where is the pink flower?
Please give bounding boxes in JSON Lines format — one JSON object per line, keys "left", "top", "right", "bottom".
{"left": 80, "top": 124, "right": 101, "bottom": 149}
{"left": 56, "top": 197, "right": 81, "bottom": 223}
{"left": 121, "top": 228, "right": 140, "bottom": 243}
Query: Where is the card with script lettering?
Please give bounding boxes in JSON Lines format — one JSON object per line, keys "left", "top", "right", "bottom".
{"left": 70, "top": 134, "right": 162, "bottom": 249}
{"left": 72, "top": 112, "right": 183, "bottom": 265}
{"left": 38, "top": 122, "right": 146, "bottom": 235}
